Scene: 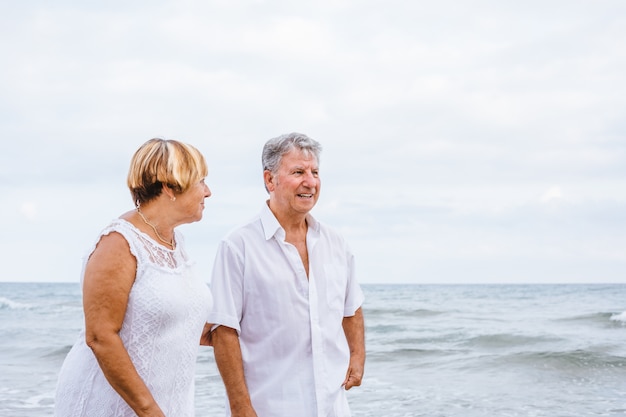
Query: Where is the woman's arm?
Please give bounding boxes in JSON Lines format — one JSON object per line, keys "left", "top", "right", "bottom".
{"left": 82, "top": 232, "right": 165, "bottom": 417}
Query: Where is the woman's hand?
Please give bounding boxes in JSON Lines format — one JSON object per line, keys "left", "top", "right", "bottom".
{"left": 200, "top": 323, "right": 214, "bottom": 346}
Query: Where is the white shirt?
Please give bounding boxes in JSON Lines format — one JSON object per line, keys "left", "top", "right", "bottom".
{"left": 208, "top": 203, "right": 364, "bottom": 417}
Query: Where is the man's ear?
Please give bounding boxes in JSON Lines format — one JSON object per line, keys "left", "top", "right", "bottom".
{"left": 263, "top": 170, "right": 275, "bottom": 192}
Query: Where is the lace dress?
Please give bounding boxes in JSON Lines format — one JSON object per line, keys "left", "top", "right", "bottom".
{"left": 55, "top": 219, "right": 212, "bottom": 417}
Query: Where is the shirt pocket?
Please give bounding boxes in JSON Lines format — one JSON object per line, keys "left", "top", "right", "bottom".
{"left": 323, "top": 264, "right": 347, "bottom": 312}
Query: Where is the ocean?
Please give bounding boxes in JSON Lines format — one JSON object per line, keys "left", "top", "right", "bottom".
{"left": 1, "top": 282, "right": 625, "bottom": 416}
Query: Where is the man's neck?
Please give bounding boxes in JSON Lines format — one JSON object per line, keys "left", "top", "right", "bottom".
{"left": 267, "top": 200, "right": 308, "bottom": 236}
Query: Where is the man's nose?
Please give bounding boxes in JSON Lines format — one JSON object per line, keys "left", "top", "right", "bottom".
{"left": 302, "top": 171, "right": 317, "bottom": 186}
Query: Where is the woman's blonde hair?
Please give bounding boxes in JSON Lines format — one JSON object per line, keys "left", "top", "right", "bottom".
{"left": 127, "top": 138, "right": 208, "bottom": 205}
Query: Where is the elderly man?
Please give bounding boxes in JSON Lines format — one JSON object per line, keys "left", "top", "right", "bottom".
{"left": 209, "top": 132, "right": 365, "bottom": 417}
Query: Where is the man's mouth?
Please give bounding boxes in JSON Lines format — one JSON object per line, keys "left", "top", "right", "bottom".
{"left": 297, "top": 193, "right": 314, "bottom": 198}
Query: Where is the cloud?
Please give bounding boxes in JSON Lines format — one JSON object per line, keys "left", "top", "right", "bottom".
{"left": 20, "top": 202, "right": 38, "bottom": 221}
{"left": 1, "top": 0, "right": 625, "bottom": 283}
{"left": 541, "top": 186, "right": 563, "bottom": 203}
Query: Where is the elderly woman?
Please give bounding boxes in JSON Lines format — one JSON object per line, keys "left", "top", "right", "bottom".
{"left": 55, "top": 138, "right": 213, "bottom": 417}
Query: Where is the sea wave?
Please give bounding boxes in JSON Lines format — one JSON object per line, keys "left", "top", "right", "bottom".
{"left": 365, "top": 307, "right": 446, "bottom": 317}
{"left": 610, "top": 312, "right": 626, "bottom": 323}
{"left": 559, "top": 311, "right": 626, "bottom": 327}
{"left": 0, "top": 297, "right": 82, "bottom": 315}
{"left": 462, "top": 333, "right": 561, "bottom": 349}
{"left": 495, "top": 349, "right": 626, "bottom": 370}
{"left": 0, "top": 297, "right": 31, "bottom": 310}
{"left": 41, "top": 345, "right": 74, "bottom": 359}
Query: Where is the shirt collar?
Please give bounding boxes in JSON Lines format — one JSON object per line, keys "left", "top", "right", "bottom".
{"left": 260, "top": 201, "right": 319, "bottom": 241}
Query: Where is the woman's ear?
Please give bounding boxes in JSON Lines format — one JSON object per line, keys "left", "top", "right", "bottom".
{"left": 162, "top": 183, "right": 177, "bottom": 202}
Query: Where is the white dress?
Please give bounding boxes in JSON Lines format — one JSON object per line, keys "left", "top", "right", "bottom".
{"left": 55, "top": 219, "right": 212, "bottom": 417}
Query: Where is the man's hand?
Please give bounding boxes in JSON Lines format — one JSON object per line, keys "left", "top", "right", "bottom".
{"left": 342, "top": 357, "right": 364, "bottom": 390}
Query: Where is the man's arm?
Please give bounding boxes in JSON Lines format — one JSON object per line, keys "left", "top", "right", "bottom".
{"left": 212, "top": 326, "right": 258, "bottom": 417}
{"left": 341, "top": 307, "right": 365, "bottom": 390}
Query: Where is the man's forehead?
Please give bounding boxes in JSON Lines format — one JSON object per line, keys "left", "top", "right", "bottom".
{"left": 281, "top": 149, "right": 318, "bottom": 166}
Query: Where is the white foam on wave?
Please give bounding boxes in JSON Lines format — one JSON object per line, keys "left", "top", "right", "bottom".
{"left": 22, "top": 391, "right": 55, "bottom": 409}
{"left": 0, "top": 297, "right": 31, "bottom": 310}
{"left": 610, "top": 312, "right": 626, "bottom": 322}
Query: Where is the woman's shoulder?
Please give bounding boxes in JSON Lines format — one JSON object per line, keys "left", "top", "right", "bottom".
{"left": 88, "top": 218, "right": 148, "bottom": 258}
{"left": 99, "top": 217, "right": 139, "bottom": 238}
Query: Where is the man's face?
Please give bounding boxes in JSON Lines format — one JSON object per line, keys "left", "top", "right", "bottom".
{"left": 266, "top": 148, "right": 321, "bottom": 218}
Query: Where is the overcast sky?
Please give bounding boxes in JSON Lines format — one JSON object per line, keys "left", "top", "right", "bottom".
{"left": 1, "top": 0, "right": 625, "bottom": 284}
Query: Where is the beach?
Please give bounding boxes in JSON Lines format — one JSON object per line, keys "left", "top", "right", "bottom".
{"left": 1, "top": 282, "right": 626, "bottom": 416}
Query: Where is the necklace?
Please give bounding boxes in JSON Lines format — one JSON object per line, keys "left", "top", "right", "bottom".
{"left": 136, "top": 208, "right": 176, "bottom": 249}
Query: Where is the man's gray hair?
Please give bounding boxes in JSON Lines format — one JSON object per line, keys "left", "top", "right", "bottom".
{"left": 262, "top": 132, "right": 322, "bottom": 174}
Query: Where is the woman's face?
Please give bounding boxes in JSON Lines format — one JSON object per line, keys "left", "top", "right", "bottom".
{"left": 176, "top": 177, "right": 211, "bottom": 224}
